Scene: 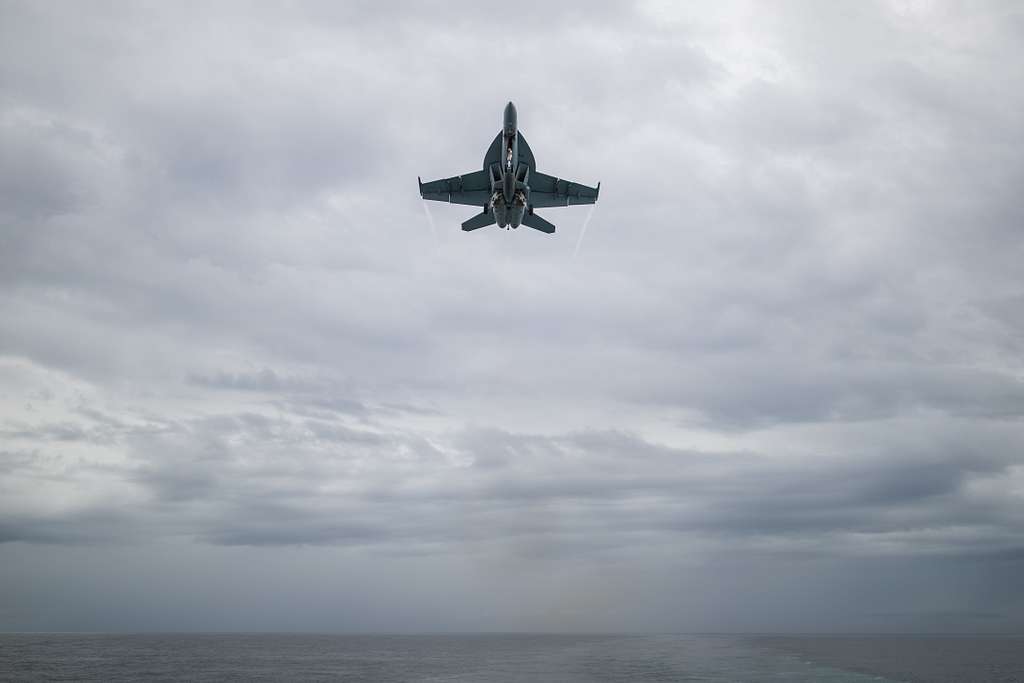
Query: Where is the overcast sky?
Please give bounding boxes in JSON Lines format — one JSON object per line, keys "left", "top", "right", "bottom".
{"left": 1, "top": 0, "right": 1023, "bottom": 633}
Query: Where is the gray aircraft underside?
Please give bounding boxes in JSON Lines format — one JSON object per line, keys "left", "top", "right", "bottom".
{"left": 418, "top": 102, "right": 599, "bottom": 233}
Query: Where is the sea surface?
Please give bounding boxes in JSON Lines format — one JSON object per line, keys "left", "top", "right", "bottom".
{"left": 1, "top": 633, "right": 1022, "bottom": 682}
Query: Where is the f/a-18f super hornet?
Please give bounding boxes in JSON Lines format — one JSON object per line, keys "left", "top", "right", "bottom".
{"left": 419, "top": 102, "right": 599, "bottom": 233}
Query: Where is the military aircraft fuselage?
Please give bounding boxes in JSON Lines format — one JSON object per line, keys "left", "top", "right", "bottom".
{"left": 492, "top": 101, "right": 528, "bottom": 229}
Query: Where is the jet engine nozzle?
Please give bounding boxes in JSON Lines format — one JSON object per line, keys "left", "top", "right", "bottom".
{"left": 491, "top": 191, "right": 509, "bottom": 228}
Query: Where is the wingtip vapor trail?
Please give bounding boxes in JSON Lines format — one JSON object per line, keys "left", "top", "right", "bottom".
{"left": 422, "top": 200, "right": 439, "bottom": 253}
{"left": 573, "top": 204, "right": 596, "bottom": 259}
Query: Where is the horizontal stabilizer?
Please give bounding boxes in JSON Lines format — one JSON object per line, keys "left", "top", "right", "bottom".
{"left": 522, "top": 211, "right": 555, "bottom": 234}
{"left": 462, "top": 211, "right": 496, "bottom": 232}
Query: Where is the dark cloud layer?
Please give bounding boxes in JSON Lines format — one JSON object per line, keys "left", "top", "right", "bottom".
{"left": 1, "top": 0, "right": 1023, "bottom": 632}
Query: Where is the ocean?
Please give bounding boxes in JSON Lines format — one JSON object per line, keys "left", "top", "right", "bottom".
{"left": 0, "top": 633, "right": 1022, "bottom": 682}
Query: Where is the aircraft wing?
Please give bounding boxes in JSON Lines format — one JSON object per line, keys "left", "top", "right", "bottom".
{"left": 419, "top": 170, "right": 491, "bottom": 207}
{"left": 528, "top": 170, "right": 600, "bottom": 208}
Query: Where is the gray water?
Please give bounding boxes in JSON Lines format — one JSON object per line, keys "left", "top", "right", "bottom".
{"left": 754, "top": 635, "right": 1024, "bottom": 683}
{"left": 0, "top": 633, "right": 1020, "bottom": 682}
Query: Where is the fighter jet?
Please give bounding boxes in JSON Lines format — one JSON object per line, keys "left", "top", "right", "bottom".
{"left": 418, "top": 102, "right": 599, "bottom": 233}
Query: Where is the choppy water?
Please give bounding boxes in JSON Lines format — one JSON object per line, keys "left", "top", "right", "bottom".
{"left": 0, "top": 633, "right": 1020, "bottom": 681}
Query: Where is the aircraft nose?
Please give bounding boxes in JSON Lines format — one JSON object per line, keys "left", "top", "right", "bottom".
{"left": 503, "top": 101, "right": 517, "bottom": 131}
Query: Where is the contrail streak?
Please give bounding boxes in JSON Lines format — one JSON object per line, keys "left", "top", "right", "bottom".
{"left": 422, "top": 200, "right": 439, "bottom": 253}
{"left": 573, "top": 205, "right": 596, "bottom": 259}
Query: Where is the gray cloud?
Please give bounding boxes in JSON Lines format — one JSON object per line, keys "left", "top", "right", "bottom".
{"left": 4, "top": 407, "right": 1021, "bottom": 562}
